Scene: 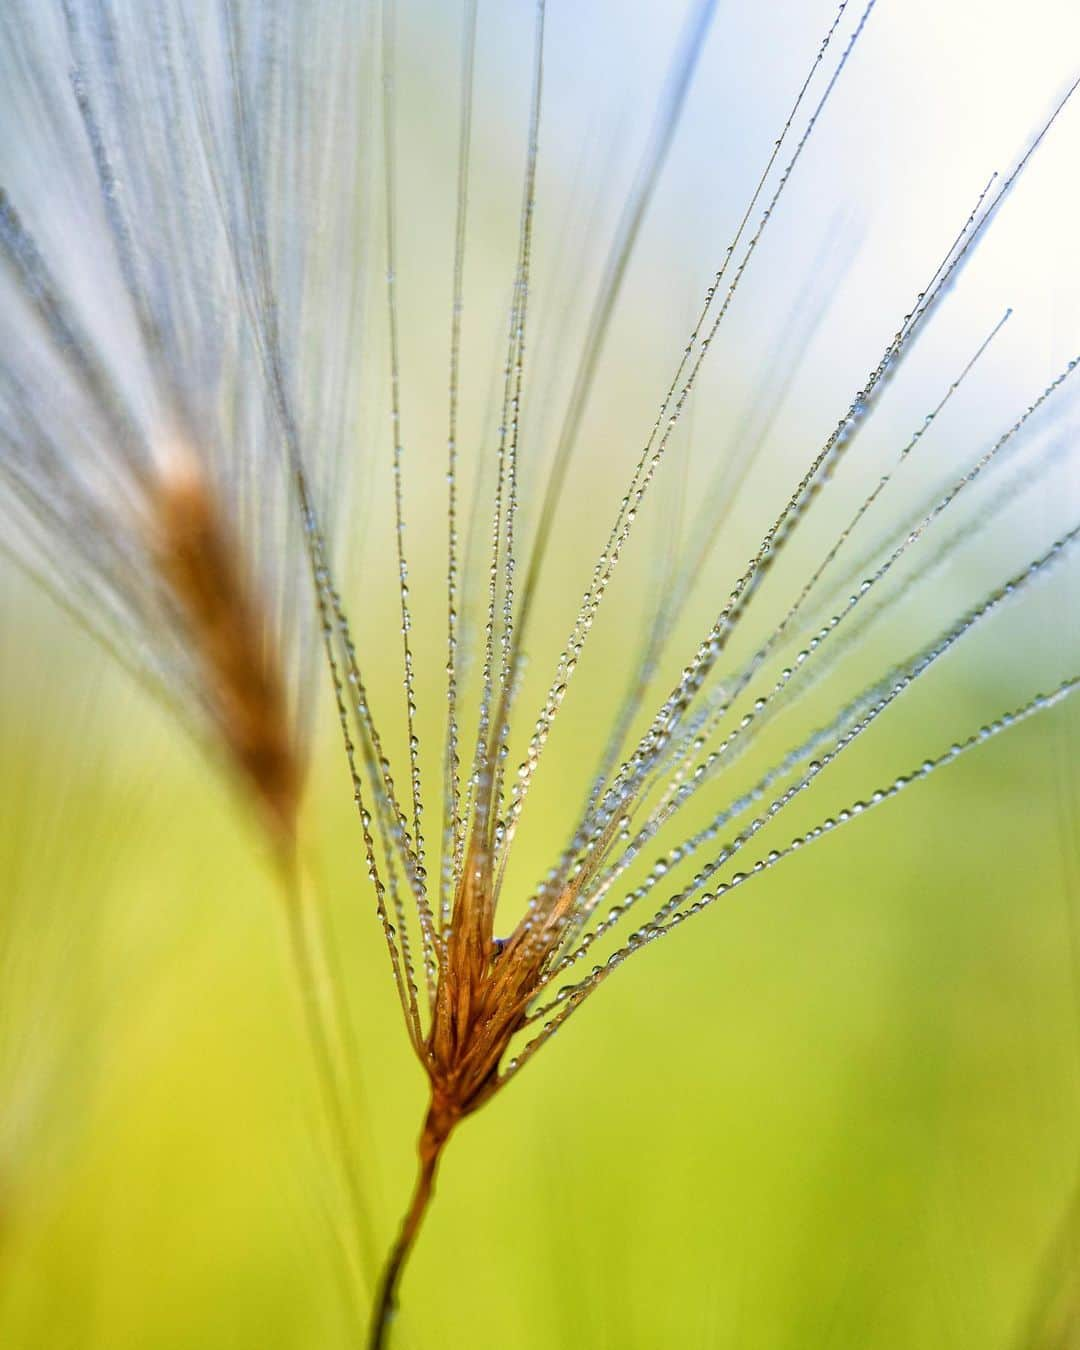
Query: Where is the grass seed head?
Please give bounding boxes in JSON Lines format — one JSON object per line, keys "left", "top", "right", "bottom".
{"left": 2, "top": 3, "right": 1080, "bottom": 1348}
{"left": 150, "top": 445, "right": 300, "bottom": 841}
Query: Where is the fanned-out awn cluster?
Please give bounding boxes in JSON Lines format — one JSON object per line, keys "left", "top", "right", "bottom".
{"left": 1, "top": 1, "right": 1079, "bottom": 1346}
{"left": 0, "top": 3, "right": 368, "bottom": 838}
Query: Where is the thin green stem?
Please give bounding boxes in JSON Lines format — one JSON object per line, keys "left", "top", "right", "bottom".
{"left": 369, "top": 1107, "right": 452, "bottom": 1350}
{"left": 277, "top": 846, "right": 372, "bottom": 1337}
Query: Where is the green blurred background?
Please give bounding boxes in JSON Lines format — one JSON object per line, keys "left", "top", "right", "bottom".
{"left": 3, "top": 1, "right": 1080, "bottom": 1347}
{"left": 2, "top": 541, "right": 1078, "bottom": 1350}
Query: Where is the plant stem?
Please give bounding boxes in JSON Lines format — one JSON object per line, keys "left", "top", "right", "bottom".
{"left": 278, "top": 847, "right": 372, "bottom": 1336}
{"left": 368, "top": 1107, "right": 452, "bottom": 1350}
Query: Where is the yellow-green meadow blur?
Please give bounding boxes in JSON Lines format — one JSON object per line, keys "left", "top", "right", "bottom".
{"left": 3, "top": 524, "right": 1078, "bottom": 1350}
{"left": 2, "top": 2, "right": 1080, "bottom": 1348}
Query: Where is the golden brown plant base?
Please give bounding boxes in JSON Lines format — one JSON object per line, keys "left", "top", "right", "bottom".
{"left": 365, "top": 824, "right": 598, "bottom": 1345}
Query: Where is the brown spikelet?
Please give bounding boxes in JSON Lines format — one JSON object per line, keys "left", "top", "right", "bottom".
{"left": 369, "top": 761, "right": 614, "bottom": 1348}
{"left": 149, "top": 448, "right": 300, "bottom": 842}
